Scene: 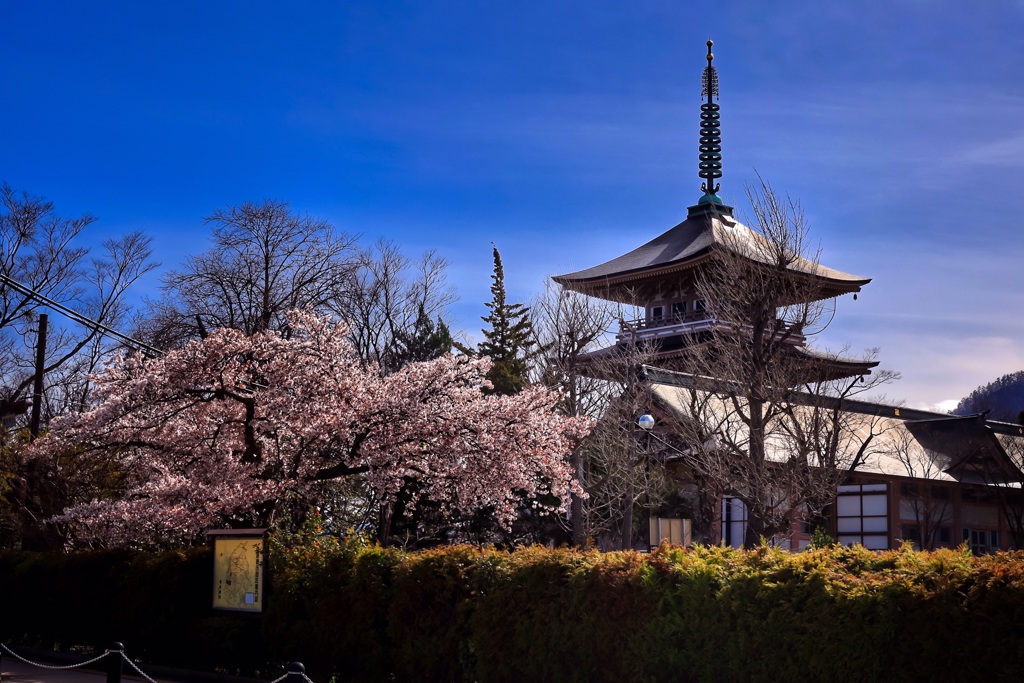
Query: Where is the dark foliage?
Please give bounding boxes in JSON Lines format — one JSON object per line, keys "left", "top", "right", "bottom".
{"left": 7, "top": 542, "right": 1024, "bottom": 682}
{"left": 477, "top": 246, "right": 537, "bottom": 396}
{"left": 383, "top": 303, "right": 454, "bottom": 373}
{"left": 954, "top": 370, "right": 1024, "bottom": 424}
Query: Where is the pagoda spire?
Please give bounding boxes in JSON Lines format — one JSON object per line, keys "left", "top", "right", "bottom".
{"left": 698, "top": 39, "right": 722, "bottom": 202}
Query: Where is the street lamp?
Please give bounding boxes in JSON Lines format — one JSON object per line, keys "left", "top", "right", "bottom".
{"left": 636, "top": 412, "right": 697, "bottom": 549}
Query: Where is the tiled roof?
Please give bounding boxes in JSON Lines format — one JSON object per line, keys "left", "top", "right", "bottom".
{"left": 645, "top": 371, "right": 1024, "bottom": 485}
{"left": 553, "top": 209, "right": 870, "bottom": 290}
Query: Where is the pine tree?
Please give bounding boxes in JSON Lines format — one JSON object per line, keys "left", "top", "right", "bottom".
{"left": 384, "top": 304, "right": 454, "bottom": 373}
{"left": 478, "top": 246, "right": 537, "bottom": 395}
{"left": 954, "top": 370, "right": 1024, "bottom": 423}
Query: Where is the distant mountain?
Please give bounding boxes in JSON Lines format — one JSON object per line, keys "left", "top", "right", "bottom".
{"left": 953, "top": 370, "right": 1024, "bottom": 424}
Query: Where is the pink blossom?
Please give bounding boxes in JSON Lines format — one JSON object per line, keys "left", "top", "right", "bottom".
{"left": 29, "top": 310, "right": 590, "bottom": 546}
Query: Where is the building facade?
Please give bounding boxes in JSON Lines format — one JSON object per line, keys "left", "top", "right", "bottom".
{"left": 552, "top": 41, "right": 1024, "bottom": 552}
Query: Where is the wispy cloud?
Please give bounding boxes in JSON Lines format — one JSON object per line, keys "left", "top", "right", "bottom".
{"left": 953, "top": 131, "right": 1024, "bottom": 169}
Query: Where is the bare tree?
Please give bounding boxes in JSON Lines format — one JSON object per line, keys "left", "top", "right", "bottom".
{"left": 994, "top": 435, "right": 1024, "bottom": 548}
{"left": 889, "top": 426, "right": 954, "bottom": 550}
{"left": 531, "top": 279, "right": 617, "bottom": 416}
{"left": 531, "top": 281, "right": 615, "bottom": 545}
{"left": 328, "top": 240, "right": 456, "bottom": 543}
{"left": 141, "top": 199, "right": 359, "bottom": 347}
{"left": 331, "top": 240, "right": 455, "bottom": 370}
{"left": 581, "top": 368, "right": 676, "bottom": 550}
{"left": 662, "top": 179, "right": 898, "bottom": 546}
{"left": 1, "top": 185, "right": 155, "bottom": 550}
{"left": 530, "top": 280, "right": 679, "bottom": 549}
{"left": 0, "top": 184, "right": 156, "bottom": 416}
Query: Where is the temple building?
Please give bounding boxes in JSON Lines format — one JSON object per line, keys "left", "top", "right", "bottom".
{"left": 553, "top": 41, "right": 1024, "bottom": 552}
{"left": 554, "top": 41, "right": 876, "bottom": 382}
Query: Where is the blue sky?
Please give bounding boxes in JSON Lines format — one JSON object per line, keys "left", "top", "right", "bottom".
{"left": 3, "top": 1, "right": 1024, "bottom": 411}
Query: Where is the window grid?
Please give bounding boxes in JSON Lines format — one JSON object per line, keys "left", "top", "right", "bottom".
{"left": 836, "top": 483, "right": 889, "bottom": 550}
{"left": 721, "top": 497, "right": 747, "bottom": 549}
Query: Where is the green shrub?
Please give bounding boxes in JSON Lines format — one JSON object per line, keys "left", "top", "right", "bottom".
{"left": 4, "top": 543, "right": 1024, "bottom": 682}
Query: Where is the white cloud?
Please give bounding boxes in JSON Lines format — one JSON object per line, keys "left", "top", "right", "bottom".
{"left": 875, "top": 335, "right": 1024, "bottom": 410}
{"left": 911, "top": 398, "right": 960, "bottom": 414}
{"left": 953, "top": 131, "right": 1024, "bottom": 169}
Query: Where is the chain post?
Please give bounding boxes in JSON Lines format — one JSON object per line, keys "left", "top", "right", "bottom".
{"left": 287, "top": 662, "right": 306, "bottom": 683}
{"left": 107, "top": 642, "right": 124, "bottom": 683}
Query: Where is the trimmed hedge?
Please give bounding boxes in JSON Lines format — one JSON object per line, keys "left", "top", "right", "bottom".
{"left": 3, "top": 542, "right": 1024, "bottom": 682}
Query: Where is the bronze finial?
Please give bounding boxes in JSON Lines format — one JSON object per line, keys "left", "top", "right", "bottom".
{"left": 699, "top": 40, "right": 722, "bottom": 196}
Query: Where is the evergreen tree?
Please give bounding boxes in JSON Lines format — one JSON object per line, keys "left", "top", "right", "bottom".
{"left": 954, "top": 370, "right": 1024, "bottom": 423}
{"left": 384, "top": 304, "right": 454, "bottom": 373}
{"left": 478, "top": 246, "right": 537, "bottom": 395}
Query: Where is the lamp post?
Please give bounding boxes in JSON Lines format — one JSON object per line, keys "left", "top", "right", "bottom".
{"left": 636, "top": 414, "right": 707, "bottom": 548}
{"left": 620, "top": 414, "right": 656, "bottom": 550}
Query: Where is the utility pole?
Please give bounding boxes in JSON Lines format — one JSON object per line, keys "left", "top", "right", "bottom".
{"left": 29, "top": 313, "right": 47, "bottom": 440}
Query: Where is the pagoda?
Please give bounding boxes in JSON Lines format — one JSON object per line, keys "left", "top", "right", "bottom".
{"left": 553, "top": 41, "right": 877, "bottom": 381}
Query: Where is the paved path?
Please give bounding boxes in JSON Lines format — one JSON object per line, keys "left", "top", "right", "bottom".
{"left": 1, "top": 653, "right": 115, "bottom": 683}
{"left": 0, "top": 648, "right": 275, "bottom": 683}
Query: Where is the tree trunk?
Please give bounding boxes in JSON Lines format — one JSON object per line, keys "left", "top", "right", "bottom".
{"left": 571, "top": 447, "right": 585, "bottom": 546}
{"left": 744, "top": 390, "right": 767, "bottom": 547}
{"left": 621, "top": 479, "right": 634, "bottom": 550}
{"left": 376, "top": 502, "right": 393, "bottom": 545}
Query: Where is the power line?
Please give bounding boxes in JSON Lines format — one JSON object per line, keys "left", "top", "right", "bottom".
{"left": 1, "top": 273, "right": 275, "bottom": 392}
{"left": 0, "top": 273, "right": 162, "bottom": 357}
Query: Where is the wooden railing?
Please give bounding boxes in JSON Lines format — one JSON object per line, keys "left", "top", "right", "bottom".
{"left": 622, "top": 311, "right": 710, "bottom": 331}
{"left": 617, "top": 314, "right": 806, "bottom": 345}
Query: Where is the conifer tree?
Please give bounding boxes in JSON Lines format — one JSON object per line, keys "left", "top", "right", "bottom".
{"left": 384, "top": 304, "right": 454, "bottom": 373}
{"left": 478, "top": 246, "right": 537, "bottom": 395}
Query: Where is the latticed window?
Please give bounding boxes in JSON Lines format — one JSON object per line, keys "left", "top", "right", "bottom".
{"left": 721, "top": 496, "right": 747, "bottom": 548}
{"left": 836, "top": 483, "right": 889, "bottom": 550}
{"left": 963, "top": 528, "right": 999, "bottom": 554}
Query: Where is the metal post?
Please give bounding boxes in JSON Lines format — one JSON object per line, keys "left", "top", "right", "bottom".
{"left": 106, "top": 642, "right": 124, "bottom": 683}
{"left": 29, "top": 313, "right": 47, "bottom": 440}
{"left": 287, "top": 662, "right": 306, "bottom": 683}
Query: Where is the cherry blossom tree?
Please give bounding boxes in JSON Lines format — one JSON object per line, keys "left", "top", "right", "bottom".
{"left": 27, "top": 310, "right": 590, "bottom": 547}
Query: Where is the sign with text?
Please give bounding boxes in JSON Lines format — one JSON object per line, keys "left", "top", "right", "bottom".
{"left": 207, "top": 529, "right": 266, "bottom": 613}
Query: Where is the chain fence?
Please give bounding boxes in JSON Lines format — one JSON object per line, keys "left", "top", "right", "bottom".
{"left": 0, "top": 643, "right": 110, "bottom": 670}
{"left": 0, "top": 643, "right": 313, "bottom": 683}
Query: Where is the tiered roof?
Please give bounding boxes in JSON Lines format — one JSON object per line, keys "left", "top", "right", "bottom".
{"left": 553, "top": 40, "right": 875, "bottom": 380}
{"left": 553, "top": 202, "right": 870, "bottom": 304}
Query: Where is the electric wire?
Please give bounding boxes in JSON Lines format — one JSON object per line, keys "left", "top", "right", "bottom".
{"left": 2, "top": 274, "right": 271, "bottom": 391}
{"left": 0, "top": 273, "right": 162, "bottom": 357}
